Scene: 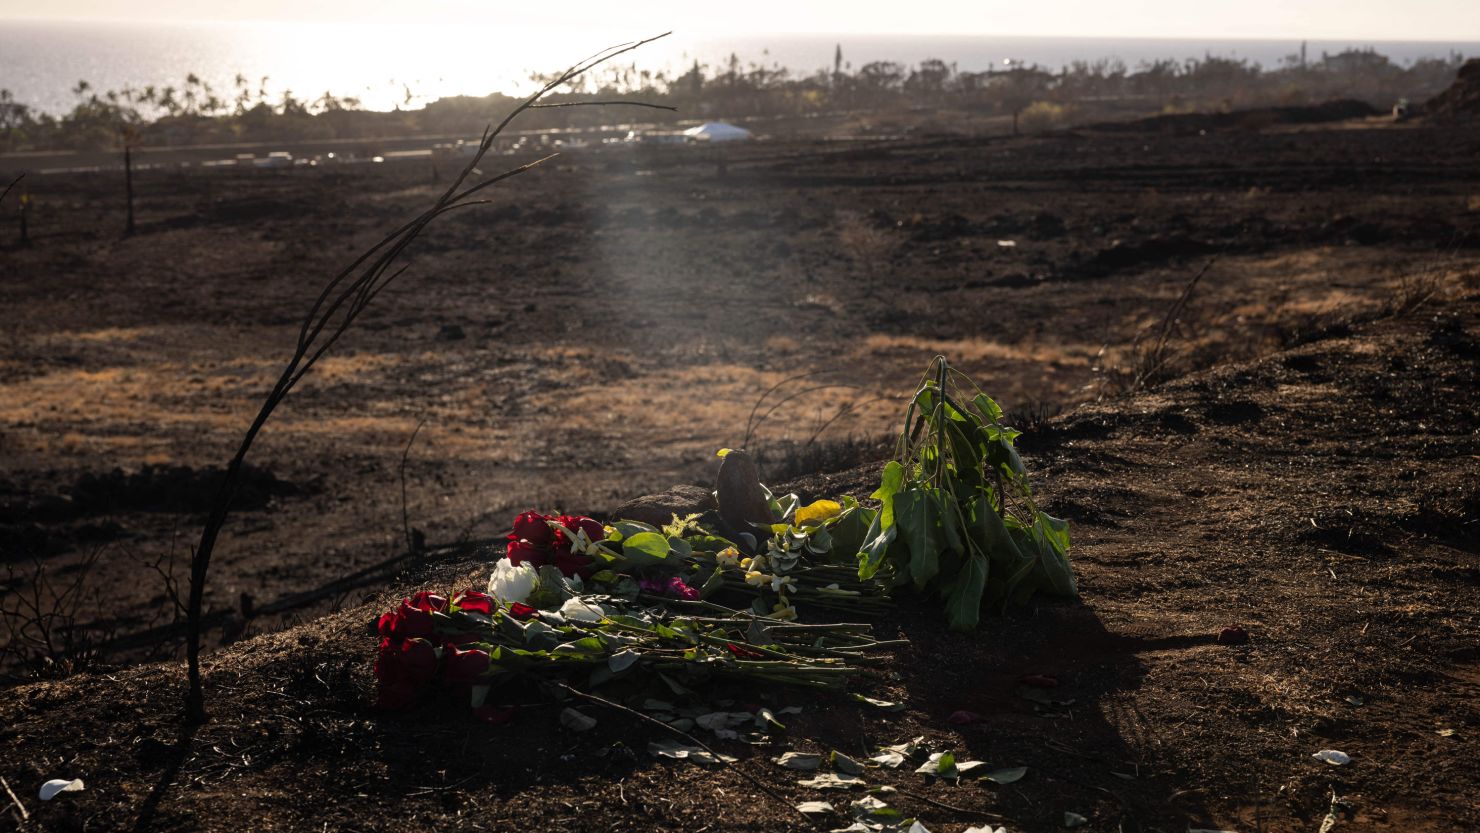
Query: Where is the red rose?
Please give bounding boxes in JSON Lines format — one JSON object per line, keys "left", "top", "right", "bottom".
{"left": 454, "top": 590, "right": 495, "bottom": 615}
{"left": 512, "top": 510, "right": 554, "bottom": 548}
{"left": 374, "top": 637, "right": 437, "bottom": 709}
{"left": 556, "top": 515, "right": 604, "bottom": 546}
{"left": 443, "top": 644, "right": 490, "bottom": 685}
{"left": 506, "top": 538, "right": 548, "bottom": 569}
{"left": 377, "top": 600, "right": 435, "bottom": 640}
{"left": 552, "top": 548, "right": 594, "bottom": 580}
{"left": 507, "top": 602, "right": 538, "bottom": 620}
{"left": 407, "top": 591, "right": 448, "bottom": 613}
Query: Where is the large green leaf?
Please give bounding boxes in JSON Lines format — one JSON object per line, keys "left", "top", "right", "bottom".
{"left": 945, "top": 554, "right": 988, "bottom": 631}
{"left": 622, "top": 531, "right": 671, "bottom": 566}
{"left": 1030, "top": 513, "right": 1077, "bottom": 596}
{"left": 895, "top": 487, "right": 943, "bottom": 590}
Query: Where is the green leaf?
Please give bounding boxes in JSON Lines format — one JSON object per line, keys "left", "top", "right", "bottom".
{"left": 1030, "top": 513, "right": 1077, "bottom": 597}
{"left": 856, "top": 509, "right": 896, "bottom": 581}
{"left": 980, "top": 766, "right": 1027, "bottom": 784}
{"left": 872, "top": 461, "right": 905, "bottom": 529}
{"left": 944, "top": 554, "right": 987, "bottom": 631}
{"left": 622, "top": 531, "right": 671, "bottom": 566}
{"left": 830, "top": 506, "right": 875, "bottom": 562}
{"left": 973, "top": 393, "right": 1005, "bottom": 423}
{"left": 699, "top": 566, "right": 726, "bottom": 599}
{"left": 895, "top": 488, "right": 943, "bottom": 590}
{"left": 612, "top": 520, "right": 658, "bottom": 540}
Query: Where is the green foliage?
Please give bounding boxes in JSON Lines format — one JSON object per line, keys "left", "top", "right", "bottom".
{"left": 857, "top": 356, "right": 1076, "bottom": 629}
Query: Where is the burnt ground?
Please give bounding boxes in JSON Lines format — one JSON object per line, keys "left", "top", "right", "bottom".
{"left": 1, "top": 119, "right": 1478, "bottom": 668}
{"left": 0, "top": 288, "right": 1475, "bottom": 833}
{"left": 0, "top": 112, "right": 1478, "bottom": 830}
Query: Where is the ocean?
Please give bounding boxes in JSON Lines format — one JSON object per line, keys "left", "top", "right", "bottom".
{"left": 1, "top": 19, "right": 1475, "bottom": 116}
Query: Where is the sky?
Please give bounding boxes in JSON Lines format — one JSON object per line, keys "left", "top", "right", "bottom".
{"left": 2, "top": 0, "right": 1478, "bottom": 41}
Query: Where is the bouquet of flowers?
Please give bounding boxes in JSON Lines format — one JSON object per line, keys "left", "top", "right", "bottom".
{"left": 371, "top": 510, "right": 899, "bottom": 716}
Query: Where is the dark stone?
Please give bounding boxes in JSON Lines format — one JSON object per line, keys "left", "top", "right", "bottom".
{"left": 716, "top": 450, "right": 776, "bottom": 532}
{"left": 610, "top": 485, "right": 716, "bottom": 528}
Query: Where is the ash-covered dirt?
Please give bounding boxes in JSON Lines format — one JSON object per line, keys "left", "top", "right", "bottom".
{"left": 1, "top": 117, "right": 1477, "bottom": 675}
{"left": 0, "top": 292, "right": 1475, "bottom": 833}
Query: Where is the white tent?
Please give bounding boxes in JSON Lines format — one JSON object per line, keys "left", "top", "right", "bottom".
{"left": 682, "top": 122, "right": 753, "bottom": 142}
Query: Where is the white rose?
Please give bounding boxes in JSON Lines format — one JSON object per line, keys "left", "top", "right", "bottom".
{"left": 488, "top": 559, "right": 538, "bottom": 606}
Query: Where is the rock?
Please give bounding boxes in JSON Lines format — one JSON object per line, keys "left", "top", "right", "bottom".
{"left": 716, "top": 450, "right": 776, "bottom": 532}
{"left": 611, "top": 485, "right": 716, "bottom": 528}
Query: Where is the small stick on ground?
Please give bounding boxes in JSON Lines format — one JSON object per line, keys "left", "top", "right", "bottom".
{"left": 1, "top": 775, "right": 28, "bottom": 822}
{"left": 893, "top": 786, "right": 1003, "bottom": 820}
{"left": 553, "top": 682, "right": 813, "bottom": 823}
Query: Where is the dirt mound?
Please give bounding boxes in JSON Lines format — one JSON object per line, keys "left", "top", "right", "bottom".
{"left": 1424, "top": 58, "right": 1480, "bottom": 120}
{"left": 1096, "top": 99, "right": 1378, "bottom": 135}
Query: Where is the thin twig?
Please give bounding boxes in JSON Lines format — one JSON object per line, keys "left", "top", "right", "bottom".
{"left": 531, "top": 101, "right": 677, "bottom": 111}
{"left": 0, "top": 174, "right": 21, "bottom": 207}
{"left": 552, "top": 682, "right": 813, "bottom": 823}
{"left": 0, "top": 775, "right": 27, "bottom": 821}
{"left": 893, "top": 786, "right": 1002, "bottom": 819}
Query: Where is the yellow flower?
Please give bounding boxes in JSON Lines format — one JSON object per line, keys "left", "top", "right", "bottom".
{"left": 739, "top": 557, "right": 753, "bottom": 570}
{"left": 745, "top": 571, "right": 772, "bottom": 588}
{"left": 716, "top": 547, "right": 742, "bottom": 568}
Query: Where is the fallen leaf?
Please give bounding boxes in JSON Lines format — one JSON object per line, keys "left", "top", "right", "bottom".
{"left": 1311, "top": 749, "right": 1350, "bottom": 766}
{"left": 853, "top": 694, "right": 907, "bottom": 711}
{"left": 799, "top": 772, "right": 867, "bottom": 790}
{"left": 1436, "top": 728, "right": 1456, "bottom": 737}
{"left": 833, "top": 750, "right": 865, "bottom": 775}
{"left": 607, "top": 650, "right": 640, "bottom": 673}
{"left": 870, "top": 750, "right": 906, "bottom": 768}
{"left": 775, "top": 752, "right": 824, "bottom": 771}
{"left": 697, "top": 711, "right": 753, "bottom": 732}
{"left": 39, "top": 779, "right": 83, "bottom": 801}
{"left": 980, "top": 766, "right": 1028, "bottom": 784}
{"left": 756, "top": 706, "right": 786, "bottom": 731}
{"left": 648, "top": 740, "right": 736, "bottom": 766}
{"left": 559, "top": 707, "right": 596, "bottom": 733}
{"left": 797, "top": 800, "right": 835, "bottom": 816}
{"left": 915, "top": 751, "right": 957, "bottom": 779}
{"left": 1064, "top": 811, "right": 1089, "bottom": 828}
